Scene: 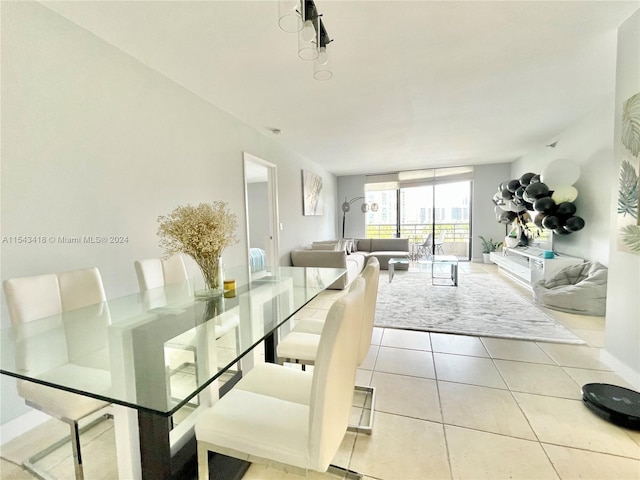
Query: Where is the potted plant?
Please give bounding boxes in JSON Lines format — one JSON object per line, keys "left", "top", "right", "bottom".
{"left": 479, "top": 236, "right": 503, "bottom": 263}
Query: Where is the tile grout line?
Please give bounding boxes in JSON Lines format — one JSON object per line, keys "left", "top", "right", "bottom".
{"left": 483, "top": 341, "right": 564, "bottom": 479}
{"left": 430, "top": 334, "right": 455, "bottom": 480}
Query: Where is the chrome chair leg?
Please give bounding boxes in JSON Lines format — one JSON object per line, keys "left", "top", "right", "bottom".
{"left": 348, "top": 384, "right": 375, "bottom": 435}
{"left": 22, "top": 414, "right": 110, "bottom": 480}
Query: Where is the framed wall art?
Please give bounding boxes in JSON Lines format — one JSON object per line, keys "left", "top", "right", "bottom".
{"left": 302, "top": 170, "right": 324, "bottom": 216}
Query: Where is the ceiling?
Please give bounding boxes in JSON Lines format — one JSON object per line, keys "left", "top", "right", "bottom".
{"left": 42, "top": 1, "right": 639, "bottom": 177}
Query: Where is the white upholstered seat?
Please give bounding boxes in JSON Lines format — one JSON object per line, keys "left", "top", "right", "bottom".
{"left": 195, "top": 278, "right": 366, "bottom": 478}
{"left": 3, "top": 267, "right": 111, "bottom": 480}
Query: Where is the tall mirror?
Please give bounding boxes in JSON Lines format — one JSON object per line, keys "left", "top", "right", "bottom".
{"left": 243, "top": 153, "right": 280, "bottom": 279}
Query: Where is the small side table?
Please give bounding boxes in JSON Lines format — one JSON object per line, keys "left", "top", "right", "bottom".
{"left": 388, "top": 257, "right": 410, "bottom": 283}
{"left": 432, "top": 255, "right": 459, "bottom": 286}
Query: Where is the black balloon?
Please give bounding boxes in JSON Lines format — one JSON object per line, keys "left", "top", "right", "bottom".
{"left": 525, "top": 182, "right": 550, "bottom": 199}
{"left": 530, "top": 174, "right": 541, "bottom": 183}
{"left": 564, "top": 216, "right": 585, "bottom": 232}
{"left": 514, "top": 186, "right": 525, "bottom": 199}
{"left": 554, "top": 228, "right": 572, "bottom": 235}
{"left": 501, "top": 189, "right": 513, "bottom": 200}
{"left": 542, "top": 215, "right": 561, "bottom": 230}
{"left": 522, "top": 191, "right": 535, "bottom": 204}
{"left": 534, "top": 197, "right": 557, "bottom": 214}
{"left": 519, "top": 172, "right": 536, "bottom": 186}
{"left": 523, "top": 201, "right": 534, "bottom": 210}
{"left": 499, "top": 211, "right": 517, "bottom": 224}
{"left": 534, "top": 213, "right": 547, "bottom": 229}
{"left": 556, "top": 202, "right": 577, "bottom": 217}
{"left": 507, "top": 179, "right": 521, "bottom": 193}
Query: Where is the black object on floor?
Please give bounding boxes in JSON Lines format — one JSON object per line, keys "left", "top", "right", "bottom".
{"left": 582, "top": 383, "right": 640, "bottom": 430}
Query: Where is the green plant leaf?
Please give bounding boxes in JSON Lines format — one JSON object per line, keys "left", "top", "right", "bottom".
{"left": 620, "top": 224, "right": 640, "bottom": 252}
{"left": 622, "top": 92, "right": 640, "bottom": 158}
{"left": 618, "top": 159, "right": 638, "bottom": 219}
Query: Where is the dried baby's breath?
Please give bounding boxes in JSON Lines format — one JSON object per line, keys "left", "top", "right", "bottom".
{"left": 157, "top": 202, "right": 239, "bottom": 289}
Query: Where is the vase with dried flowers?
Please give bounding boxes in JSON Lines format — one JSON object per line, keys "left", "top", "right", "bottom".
{"left": 157, "top": 201, "right": 238, "bottom": 297}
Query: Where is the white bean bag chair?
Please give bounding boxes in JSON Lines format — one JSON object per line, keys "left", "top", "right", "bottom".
{"left": 533, "top": 261, "right": 608, "bottom": 316}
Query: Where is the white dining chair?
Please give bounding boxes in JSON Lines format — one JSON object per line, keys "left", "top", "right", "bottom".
{"left": 194, "top": 278, "right": 366, "bottom": 479}
{"left": 134, "top": 254, "right": 238, "bottom": 340}
{"left": 276, "top": 257, "right": 380, "bottom": 433}
{"left": 3, "top": 267, "right": 111, "bottom": 480}
{"left": 134, "top": 254, "right": 189, "bottom": 291}
{"left": 434, "top": 230, "right": 446, "bottom": 255}
{"left": 417, "top": 233, "right": 434, "bottom": 258}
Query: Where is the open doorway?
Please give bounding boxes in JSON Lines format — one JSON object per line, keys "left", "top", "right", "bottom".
{"left": 243, "top": 153, "right": 280, "bottom": 278}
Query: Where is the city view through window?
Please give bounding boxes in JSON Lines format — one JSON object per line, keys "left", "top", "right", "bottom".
{"left": 365, "top": 180, "right": 471, "bottom": 259}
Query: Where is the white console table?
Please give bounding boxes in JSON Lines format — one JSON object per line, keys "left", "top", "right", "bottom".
{"left": 489, "top": 247, "right": 583, "bottom": 290}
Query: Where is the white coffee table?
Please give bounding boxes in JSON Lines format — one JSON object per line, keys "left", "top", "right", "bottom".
{"left": 388, "top": 257, "right": 410, "bottom": 282}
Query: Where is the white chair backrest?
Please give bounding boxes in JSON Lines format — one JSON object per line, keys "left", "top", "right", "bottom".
{"left": 58, "top": 267, "right": 106, "bottom": 311}
{"left": 4, "top": 274, "right": 67, "bottom": 374}
{"left": 58, "top": 268, "right": 109, "bottom": 364}
{"left": 3, "top": 267, "right": 107, "bottom": 375}
{"left": 134, "top": 258, "right": 164, "bottom": 291}
{"left": 3, "top": 274, "right": 62, "bottom": 327}
{"left": 421, "top": 233, "right": 433, "bottom": 247}
{"left": 358, "top": 258, "right": 380, "bottom": 364}
{"left": 135, "top": 255, "right": 188, "bottom": 291}
{"left": 308, "top": 277, "right": 365, "bottom": 471}
{"left": 162, "top": 254, "right": 188, "bottom": 285}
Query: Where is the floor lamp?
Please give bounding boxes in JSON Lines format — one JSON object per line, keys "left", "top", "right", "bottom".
{"left": 341, "top": 196, "right": 378, "bottom": 238}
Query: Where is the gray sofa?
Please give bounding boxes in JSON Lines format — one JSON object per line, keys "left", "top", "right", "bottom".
{"left": 290, "top": 238, "right": 409, "bottom": 289}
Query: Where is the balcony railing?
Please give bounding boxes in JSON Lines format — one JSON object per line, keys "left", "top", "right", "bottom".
{"left": 365, "top": 223, "right": 470, "bottom": 258}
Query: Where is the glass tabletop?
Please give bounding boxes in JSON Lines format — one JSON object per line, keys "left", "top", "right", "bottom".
{"left": 0, "top": 266, "right": 345, "bottom": 415}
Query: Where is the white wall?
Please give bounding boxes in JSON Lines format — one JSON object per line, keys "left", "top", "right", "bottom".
{"left": 604, "top": 9, "right": 640, "bottom": 389}
{"left": 471, "top": 163, "right": 512, "bottom": 261}
{"left": 337, "top": 175, "right": 367, "bottom": 238}
{"left": 510, "top": 107, "right": 617, "bottom": 265}
{"left": 0, "top": 2, "right": 337, "bottom": 424}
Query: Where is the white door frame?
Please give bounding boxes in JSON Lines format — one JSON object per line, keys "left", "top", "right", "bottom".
{"left": 243, "top": 152, "right": 280, "bottom": 277}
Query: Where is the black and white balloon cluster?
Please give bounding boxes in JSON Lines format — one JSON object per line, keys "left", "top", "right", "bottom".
{"left": 492, "top": 159, "right": 586, "bottom": 236}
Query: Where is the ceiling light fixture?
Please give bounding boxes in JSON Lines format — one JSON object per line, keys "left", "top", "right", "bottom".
{"left": 279, "top": 0, "right": 333, "bottom": 80}
{"left": 277, "top": 0, "right": 303, "bottom": 33}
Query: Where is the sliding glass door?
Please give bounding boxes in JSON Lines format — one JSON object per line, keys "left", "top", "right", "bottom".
{"left": 365, "top": 179, "right": 472, "bottom": 260}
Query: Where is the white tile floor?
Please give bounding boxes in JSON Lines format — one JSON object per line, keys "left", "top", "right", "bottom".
{"left": 2, "top": 263, "right": 639, "bottom": 480}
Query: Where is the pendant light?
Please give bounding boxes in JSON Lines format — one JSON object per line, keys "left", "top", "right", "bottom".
{"left": 278, "top": 0, "right": 302, "bottom": 33}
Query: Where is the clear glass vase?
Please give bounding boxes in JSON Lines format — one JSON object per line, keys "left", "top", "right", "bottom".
{"left": 195, "top": 255, "right": 224, "bottom": 298}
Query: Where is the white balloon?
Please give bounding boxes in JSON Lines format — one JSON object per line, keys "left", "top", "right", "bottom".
{"left": 551, "top": 185, "right": 578, "bottom": 203}
{"left": 541, "top": 159, "right": 580, "bottom": 189}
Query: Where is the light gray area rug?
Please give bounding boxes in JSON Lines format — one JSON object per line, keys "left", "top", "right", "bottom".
{"left": 375, "top": 272, "right": 585, "bottom": 344}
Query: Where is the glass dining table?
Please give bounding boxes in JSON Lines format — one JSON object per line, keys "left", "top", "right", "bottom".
{"left": 0, "top": 265, "right": 346, "bottom": 480}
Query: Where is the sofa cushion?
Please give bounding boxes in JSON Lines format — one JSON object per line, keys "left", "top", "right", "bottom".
{"left": 355, "top": 239, "right": 371, "bottom": 252}
{"left": 370, "top": 238, "right": 409, "bottom": 252}
{"left": 311, "top": 241, "right": 339, "bottom": 251}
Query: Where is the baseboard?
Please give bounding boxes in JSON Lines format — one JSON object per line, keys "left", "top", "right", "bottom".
{"left": 0, "top": 409, "right": 49, "bottom": 446}
{"left": 600, "top": 349, "right": 640, "bottom": 391}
